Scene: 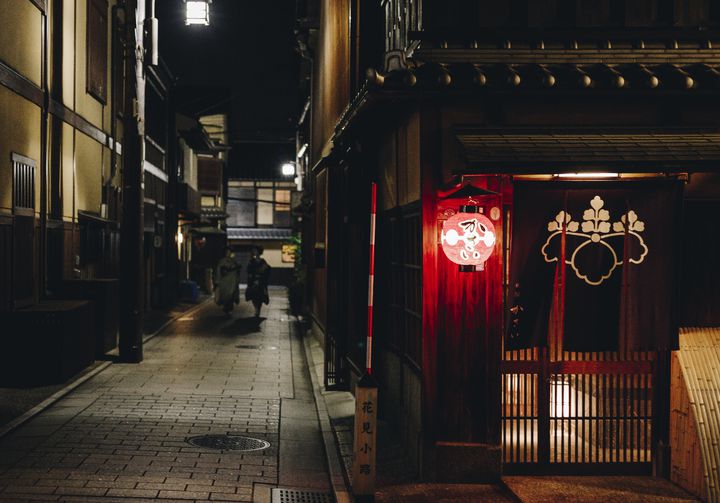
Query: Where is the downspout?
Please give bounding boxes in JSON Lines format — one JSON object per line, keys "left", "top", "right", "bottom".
{"left": 110, "top": 3, "right": 120, "bottom": 210}
{"left": 48, "top": 0, "right": 64, "bottom": 291}
{"left": 40, "top": 0, "right": 49, "bottom": 298}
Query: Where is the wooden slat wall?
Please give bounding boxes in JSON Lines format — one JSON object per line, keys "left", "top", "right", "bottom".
{"left": 671, "top": 327, "right": 720, "bottom": 503}
{"left": 436, "top": 191, "right": 503, "bottom": 442}
{"left": 670, "top": 351, "right": 707, "bottom": 501}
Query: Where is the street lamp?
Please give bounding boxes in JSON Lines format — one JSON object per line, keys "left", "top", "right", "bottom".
{"left": 185, "top": 0, "right": 211, "bottom": 26}
{"left": 281, "top": 162, "right": 295, "bottom": 177}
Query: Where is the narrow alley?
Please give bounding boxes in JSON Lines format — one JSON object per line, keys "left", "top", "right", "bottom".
{"left": 0, "top": 290, "right": 332, "bottom": 503}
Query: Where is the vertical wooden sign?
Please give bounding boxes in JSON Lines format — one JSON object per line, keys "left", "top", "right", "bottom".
{"left": 353, "top": 375, "right": 378, "bottom": 503}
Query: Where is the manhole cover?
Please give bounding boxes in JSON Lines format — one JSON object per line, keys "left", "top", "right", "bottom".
{"left": 186, "top": 435, "right": 270, "bottom": 451}
{"left": 272, "top": 488, "right": 333, "bottom": 503}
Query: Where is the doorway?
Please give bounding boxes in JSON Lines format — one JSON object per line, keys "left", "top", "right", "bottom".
{"left": 502, "top": 335, "right": 656, "bottom": 474}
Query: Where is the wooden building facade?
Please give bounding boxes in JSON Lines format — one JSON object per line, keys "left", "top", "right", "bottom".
{"left": 0, "top": 0, "right": 181, "bottom": 381}
{"left": 300, "top": 0, "right": 720, "bottom": 490}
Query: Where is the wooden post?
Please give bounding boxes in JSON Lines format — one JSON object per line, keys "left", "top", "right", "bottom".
{"left": 353, "top": 374, "right": 378, "bottom": 503}
{"left": 353, "top": 182, "right": 378, "bottom": 501}
{"left": 119, "top": 0, "right": 145, "bottom": 363}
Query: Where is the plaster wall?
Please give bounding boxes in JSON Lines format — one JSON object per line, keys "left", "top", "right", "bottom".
{"left": 74, "top": 130, "right": 102, "bottom": 213}
{"left": 0, "top": 0, "right": 42, "bottom": 86}
{"left": 180, "top": 140, "right": 198, "bottom": 190}
{"left": 260, "top": 243, "right": 292, "bottom": 269}
{"left": 0, "top": 86, "right": 42, "bottom": 213}
{"left": 62, "top": 122, "right": 75, "bottom": 220}
{"left": 62, "top": 0, "right": 76, "bottom": 106}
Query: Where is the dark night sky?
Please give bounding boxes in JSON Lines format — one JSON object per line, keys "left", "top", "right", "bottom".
{"left": 157, "top": 0, "right": 299, "bottom": 178}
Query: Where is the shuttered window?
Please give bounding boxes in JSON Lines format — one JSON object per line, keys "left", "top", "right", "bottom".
{"left": 87, "top": 0, "right": 108, "bottom": 103}
{"left": 12, "top": 153, "right": 35, "bottom": 214}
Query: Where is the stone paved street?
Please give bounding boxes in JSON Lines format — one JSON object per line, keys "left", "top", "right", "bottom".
{"left": 0, "top": 289, "right": 331, "bottom": 502}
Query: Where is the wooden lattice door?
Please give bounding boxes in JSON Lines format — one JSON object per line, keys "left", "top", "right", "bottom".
{"left": 502, "top": 338, "right": 656, "bottom": 474}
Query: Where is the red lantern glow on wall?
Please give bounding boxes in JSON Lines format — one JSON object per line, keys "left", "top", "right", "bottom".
{"left": 441, "top": 205, "right": 496, "bottom": 272}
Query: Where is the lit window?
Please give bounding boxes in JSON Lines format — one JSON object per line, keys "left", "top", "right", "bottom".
{"left": 257, "top": 188, "right": 273, "bottom": 225}
{"left": 275, "top": 190, "right": 290, "bottom": 211}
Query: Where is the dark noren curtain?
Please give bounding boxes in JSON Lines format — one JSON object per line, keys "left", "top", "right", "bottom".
{"left": 507, "top": 180, "right": 682, "bottom": 352}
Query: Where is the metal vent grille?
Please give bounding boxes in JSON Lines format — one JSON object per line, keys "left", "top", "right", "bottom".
{"left": 12, "top": 153, "right": 35, "bottom": 211}
{"left": 186, "top": 434, "right": 270, "bottom": 451}
{"left": 272, "top": 488, "right": 333, "bottom": 503}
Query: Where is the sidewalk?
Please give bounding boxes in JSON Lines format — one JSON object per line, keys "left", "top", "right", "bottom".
{"left": 0, "top": 299, "right": 207, "bottom": 432}
{"left": 0, "top": 288, "right": 332, "bottom": 502}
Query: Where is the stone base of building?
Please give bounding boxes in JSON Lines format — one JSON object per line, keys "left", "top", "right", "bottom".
{"left": 434, "top": 442, "right": 502, "bottom": 483}
{"left": 0, "top": 300, "right": 95, "bottom": 386}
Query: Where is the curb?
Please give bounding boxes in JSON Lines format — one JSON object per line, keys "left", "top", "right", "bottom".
{"left": 0, "top": 297, "right": 211, "bottom": 440}
{"left": 299, "top": 321, "right": 353, "bottom": 503}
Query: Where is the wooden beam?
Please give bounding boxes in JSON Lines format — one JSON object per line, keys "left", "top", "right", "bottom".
{"left": 0, "top": 59, "right": 44, "bottom": 107}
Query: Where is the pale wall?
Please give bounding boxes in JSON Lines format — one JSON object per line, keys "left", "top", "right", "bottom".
{"left": 74, "top": 131, "right": 102, "bottom": 213}
{"left": 261, "top": 242, "right": 293, "bottom": 269}
{"left": 62, "top": 123, "right": 75, "bottom": 220}
{"left": 62, "top": 0, "right": 76, "bottom": 107}
{"left": 0, "top": 86, "right": 42, "bottom": 212}
{"left": 0, "top": 0, "right": 42, "bottom": 86}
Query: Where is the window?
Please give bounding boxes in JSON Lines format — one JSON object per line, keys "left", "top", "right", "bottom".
{"left": 226, "top": 186, "right": 255, "bottom": 227}
{"left": 314, "top": 169, "right": 327, "bottom": 267}
{"left": 87, "top": 0, "right": 108, "bottom": 103}
{"left": 274, "top": 189, "right": 291, "bottom": 227}
{"left": 377, "top": 203, "right": 421, "bottom": 365}
{"left": 257, "top": 188, "right": 274, "bottom": 225}
{"left": 275, "top": 189, "right": 291, "bottom": 209}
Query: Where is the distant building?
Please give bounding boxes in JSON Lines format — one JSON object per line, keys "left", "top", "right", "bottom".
{"left": 226, "top": 179, "right": 299, "bottom": 286}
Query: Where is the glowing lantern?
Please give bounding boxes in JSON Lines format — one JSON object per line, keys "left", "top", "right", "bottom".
{"left": 441, "top": 203, "right": 496, "bottom": 272}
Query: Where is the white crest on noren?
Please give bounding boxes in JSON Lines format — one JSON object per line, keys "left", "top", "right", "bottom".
{"left": 541, "top": 196, "right": 648, "bottom": 286}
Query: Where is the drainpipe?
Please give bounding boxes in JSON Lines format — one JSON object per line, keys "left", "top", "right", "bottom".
{"left": 39, "top": 0, "right": 49, "bottom": 299}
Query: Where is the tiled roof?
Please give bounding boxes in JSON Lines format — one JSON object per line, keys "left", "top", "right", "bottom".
{"left": 455, "top": 128, "right": 720, "bottom": 171}
{"left": 227, "top": 228, "right": 293, "bottom": 240}
{"left": 200, "top": 207, "right": 228, "bottom": 219}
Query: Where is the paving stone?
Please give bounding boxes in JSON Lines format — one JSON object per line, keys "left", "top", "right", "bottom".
{"left": 0, "top": 290, "right": 331, "bottom": 501}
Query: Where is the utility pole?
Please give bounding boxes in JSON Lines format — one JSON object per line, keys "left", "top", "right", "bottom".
{"left": 119, "top": 0, "right": 146, "bottom": 362}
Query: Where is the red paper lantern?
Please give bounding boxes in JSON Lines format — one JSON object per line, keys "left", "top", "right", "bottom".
{"left": 441, "top": 206, "right": 496, "bottom": 272}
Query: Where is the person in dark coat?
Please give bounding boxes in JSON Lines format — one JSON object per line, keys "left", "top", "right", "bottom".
{"left": 245, "top": 246, "right": 271, "bottom": 317}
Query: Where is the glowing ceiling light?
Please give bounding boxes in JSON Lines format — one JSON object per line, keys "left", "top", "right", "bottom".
{"left": 281, "top": 162, "right": 295, "bottom": 177}
{"left": 185, "top": 0, "right": 210, "bottom": 26}
{"left": 556, "top": 172, "right": 619, "bottom": 179}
